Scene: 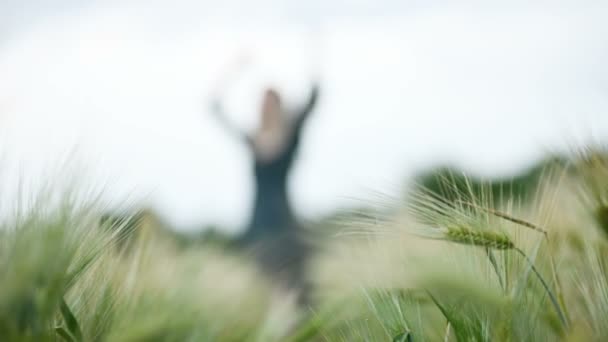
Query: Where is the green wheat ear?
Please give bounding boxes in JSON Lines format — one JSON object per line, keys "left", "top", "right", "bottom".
{"left": 438, "top": 225, "right": 567, "bottom": 328}
{"left": 444, "top": 225, "right": 515, "bottom": 250}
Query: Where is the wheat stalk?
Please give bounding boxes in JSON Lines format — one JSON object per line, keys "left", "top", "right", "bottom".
{"left": 431, "top": 225, "right": 568, "bottom": 328}
{"left": 457, "top": 200, "right": 548, "bottom": 237}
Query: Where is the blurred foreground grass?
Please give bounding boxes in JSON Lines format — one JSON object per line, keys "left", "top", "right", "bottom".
{"left": 2, "top": 148, "right": 608, "bottom": 341}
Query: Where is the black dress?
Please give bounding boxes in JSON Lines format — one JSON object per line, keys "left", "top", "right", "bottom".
{"left": 233, "top": 85, "right": 319, "bottom": 244}
{"left": 213, "top": 84, "right": 319, "bottom": 290}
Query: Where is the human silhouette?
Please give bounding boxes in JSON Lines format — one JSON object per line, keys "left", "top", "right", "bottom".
{"left": 210, "top": 72, "right": 320, "bottom": 289}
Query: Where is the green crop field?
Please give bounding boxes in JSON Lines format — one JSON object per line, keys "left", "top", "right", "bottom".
{"left": 2, "top": 147, "right": 608, "bottom": 341}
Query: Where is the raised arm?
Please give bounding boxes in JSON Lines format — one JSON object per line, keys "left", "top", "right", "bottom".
{"left": 208, "top": 53, "right": 254, "bottom": 146}
{"left": 297, "top": 83, "right": 320, "bottom": 127}
{"left": 210, "top": 97, "right": 252, "bottom": 146}
{"left": 282, "top": 83, "right": 321, "bottom": 159}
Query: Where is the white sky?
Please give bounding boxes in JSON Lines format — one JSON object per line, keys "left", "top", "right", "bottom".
{"left": 1, "top": 1, "right": 608, "bottom": 234}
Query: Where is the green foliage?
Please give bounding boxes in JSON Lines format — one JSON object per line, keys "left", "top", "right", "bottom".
{"left": 2, "top": 148, "right": 608, "bottom": 341}
{"left": 302, "top": 149, "right": 608, "bottom": 341}
{"left": 413, "top": 156, "right": 566, "bottom": 206}
{"left": 0, "top": 194, "right": 283, "bottom": 341}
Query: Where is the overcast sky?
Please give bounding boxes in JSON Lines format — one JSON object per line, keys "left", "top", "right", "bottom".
{"left": 1, "top": 0, "right": 607, "bottom": 234}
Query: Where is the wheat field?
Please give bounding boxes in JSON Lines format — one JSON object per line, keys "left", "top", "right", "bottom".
{"left": 2, "top": 148, "right": 608, "bottom": 341}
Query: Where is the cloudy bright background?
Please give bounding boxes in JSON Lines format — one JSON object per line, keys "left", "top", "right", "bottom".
{"left": 1, "top": 0, "right": 607, "bottom": 234}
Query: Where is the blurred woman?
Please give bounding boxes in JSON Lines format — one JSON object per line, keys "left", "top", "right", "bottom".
{"left": 210, "top": 70, "right": 320, "bottom": 289}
